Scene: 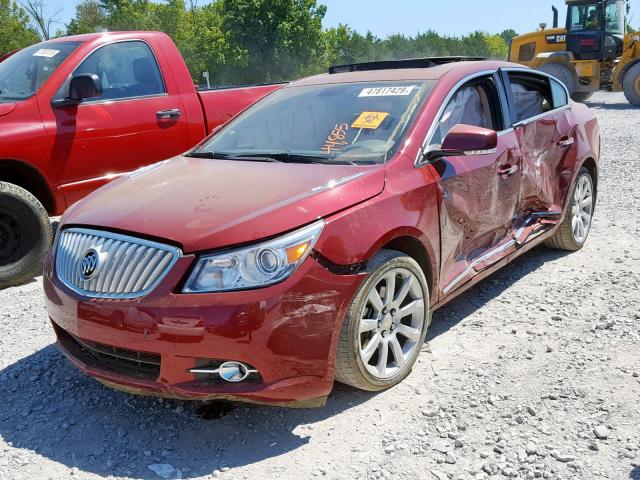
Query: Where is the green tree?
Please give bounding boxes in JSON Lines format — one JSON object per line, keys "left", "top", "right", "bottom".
{"left": 0, "top": 0, "right": 40, "bottom": 54}
{"left": 66, "top": 0, "right": 107, "bottom": 35}
{"left": 217, "top": 0, "right": 327, "bottom": 83}
{"left": 500, "top": 29, "right": 518, "bottom": 45}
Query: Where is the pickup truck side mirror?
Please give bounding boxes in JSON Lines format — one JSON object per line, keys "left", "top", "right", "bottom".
{"left": 425, "top": 124, "right": 498, "bottom": 162}
{"left": 53, "top": 73, "right": 103, "bottom": 108}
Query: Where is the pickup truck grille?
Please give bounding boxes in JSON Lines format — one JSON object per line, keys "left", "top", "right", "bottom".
{"left": 56, "top": 228, "right": 181, "bottom": 299}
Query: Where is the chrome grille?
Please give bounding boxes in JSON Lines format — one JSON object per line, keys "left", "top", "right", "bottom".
{"left": 56, "top": 228, "right": 181, "bottom": 299}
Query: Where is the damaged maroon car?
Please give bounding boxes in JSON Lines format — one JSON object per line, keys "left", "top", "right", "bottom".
{"left": 43, "top": 58, "right": 600, "bottom": 407}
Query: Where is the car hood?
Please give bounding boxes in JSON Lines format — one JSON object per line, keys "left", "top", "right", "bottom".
{"left": 63, "top": 156, "right": 386, "bottom": 253}
{"left": 0, "top": 103, "right": 16, "bottom": 117}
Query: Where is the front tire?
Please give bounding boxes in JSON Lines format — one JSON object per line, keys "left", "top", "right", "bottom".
{"left": 0, "top": 182, "right": 52, "bottom": 289}
{"left": 545, "top": 167, "right": 595, "bottom": 251}
{"left": 335, "top": 250, "right": 429, "bottom": 391}
{"left": 623, "top": 64, "right": 640, "bottom": 107}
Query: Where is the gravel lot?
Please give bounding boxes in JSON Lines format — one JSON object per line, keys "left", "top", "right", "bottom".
{"left": 1, "top": 92, "right": 639, "bottom": 480}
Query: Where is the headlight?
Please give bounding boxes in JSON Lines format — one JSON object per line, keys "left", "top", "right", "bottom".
{"left": 183, "top": 220, "right": 324, "bottom": 293}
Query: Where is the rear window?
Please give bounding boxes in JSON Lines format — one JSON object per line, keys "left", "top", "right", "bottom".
{"left": 196, "top": 80, "right": 434, "bottom": 165}
{"left": 550, "top": 79, "right": 569, "bottom": 108}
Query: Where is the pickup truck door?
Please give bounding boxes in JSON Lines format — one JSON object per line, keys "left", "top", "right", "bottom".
{"left": 426, "top": 73, "right": 523, "bottom": 298}
{"left": 44, "top": 40, "right": 192, "bottom": 206}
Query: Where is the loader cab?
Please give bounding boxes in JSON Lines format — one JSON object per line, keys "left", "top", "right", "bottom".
{"left": 565, "top": 0, "right": 626, "bottom": 61}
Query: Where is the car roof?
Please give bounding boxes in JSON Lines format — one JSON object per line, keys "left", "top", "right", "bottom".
{"left": 289, "top": 60, "right": 525, "bottom": 87}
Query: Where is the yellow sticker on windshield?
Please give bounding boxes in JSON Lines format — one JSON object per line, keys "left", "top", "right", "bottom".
{"left": 352, "top": 112, "right": 389, "bottom": 129}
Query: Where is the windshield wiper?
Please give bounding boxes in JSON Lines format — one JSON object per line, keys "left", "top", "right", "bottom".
{"left": 184, "top": 151, "right": 283, "bottom": 162}
{"left": 185, "top": 151, "right": 359, "bottom": 165}
{"left": 238, "top": 152, "right": 358, "bottom": 166}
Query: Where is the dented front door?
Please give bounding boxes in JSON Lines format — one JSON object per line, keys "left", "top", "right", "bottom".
{"left": 434, "top": 130, "right": 523, "bottom": 297}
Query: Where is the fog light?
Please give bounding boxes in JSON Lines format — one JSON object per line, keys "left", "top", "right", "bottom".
{"left": 219, "top": 361, "right": 251, "bottom": 382}
{"left": 189, "top": 360, "right": 259, "bottom": 383}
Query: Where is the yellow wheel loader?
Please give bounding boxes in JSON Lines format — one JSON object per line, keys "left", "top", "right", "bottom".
{"left": 509, "top": 0, "right": 640, "bottom": 105}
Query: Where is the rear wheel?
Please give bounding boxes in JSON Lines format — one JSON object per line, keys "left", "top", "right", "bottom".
{"left": 335, "top": 250, "right": 429, "bottom": 391}
{"left": 539, "top": 63, "right": 576, "bottom": 97}
{"left": 623, "top": 64, "right": 640, "bottom": 107}
{"left": 545, "top": 168, "right": 595, "bottom": 251}
{"left": 0, "top": 182, "right": 52, "bottom": 288}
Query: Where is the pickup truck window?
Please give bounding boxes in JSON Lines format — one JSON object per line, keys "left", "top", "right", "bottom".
{"left": 0, "top": 42, "right": 80, "bottom": 101}
{"left": 195, "top": 81, "right": 434, "bottom": 165}
{"left": 57, "top": 41, "right": 166, "bottom": 103}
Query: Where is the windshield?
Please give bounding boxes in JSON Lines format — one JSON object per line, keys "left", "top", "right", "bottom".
{"left": 194, "top": 81, "right": 434, "bottom": 165}
{"left": 0, "top": 42, "right": 80, "bottom": 101}
{"left": 605, "top": 0, "right": 625, "bottom": 34}
{"left": 569, "top": 3, "right": 602, "bottom": 31}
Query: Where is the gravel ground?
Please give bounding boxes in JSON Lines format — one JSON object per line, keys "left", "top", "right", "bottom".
{"left": 1, "top": 92, "right": 639, "bottom": 480}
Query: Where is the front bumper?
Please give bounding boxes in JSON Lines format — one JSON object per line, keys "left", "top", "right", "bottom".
{"left": 44, "top": 249, "right": 366, "bottom": 407}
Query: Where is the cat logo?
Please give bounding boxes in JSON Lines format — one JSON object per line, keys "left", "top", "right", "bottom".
{"left": 546, "top": 34, "right": 567, "bottom": 44}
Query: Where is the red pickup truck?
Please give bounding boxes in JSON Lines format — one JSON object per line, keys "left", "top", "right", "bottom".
{"left": 0, "top": 31, "right": 282, "bottom": 287}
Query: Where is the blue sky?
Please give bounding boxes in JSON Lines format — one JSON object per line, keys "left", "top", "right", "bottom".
{"left": 44, "top": 0, "right": 637, "bottom": 37}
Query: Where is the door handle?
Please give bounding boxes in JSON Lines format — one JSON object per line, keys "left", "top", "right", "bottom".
{"left": 498, "top": 164, "right": 518, "bottom": 177}
{"left": 156, "top": 109, "right": 181, "bottom": 120}
{"left": 557, "top": 136, "right": 574, "bottom": 147}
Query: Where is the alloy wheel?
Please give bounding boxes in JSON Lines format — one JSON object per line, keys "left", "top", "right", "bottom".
{"left": 358, "top": 267, "right": 425, "bottom": 379}
{"left": 570, "top": 174, "right": 594, "bottom": 244}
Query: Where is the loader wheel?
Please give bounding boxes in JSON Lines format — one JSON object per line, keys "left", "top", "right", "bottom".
{"left": 545, "top": 168, "right": 595, "bottom": 252}
{"left": 0, "top": 182, "right": 52, "bottom": 289}
{"left": 571, "top": 92, "right": 593, "bottom": 103}
{"left": 539, "top": 63, "right": 576, "bottom": 97}
{"left": 623, "top": 64, "right": 640, "bottom": 107}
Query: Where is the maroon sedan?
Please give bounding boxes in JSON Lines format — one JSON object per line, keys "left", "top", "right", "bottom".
{"left": 43, "top": 58, "right": 600, "bottom": 407}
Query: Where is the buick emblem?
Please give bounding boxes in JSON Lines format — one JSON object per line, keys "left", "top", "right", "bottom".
{"left": 80, "top": 249, "right": 100, "bottom": 280}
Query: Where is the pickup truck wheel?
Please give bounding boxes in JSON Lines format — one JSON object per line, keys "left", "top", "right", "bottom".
{"left": 539, "top": 63, "right": 576, "bottom": 97}
{"left": 0, "top": 182, "right": 52, "bottom": 289}
{"left": 334, "top": 250, "right": 429, "bottom": 391}
{"left": 545, "top": 167, "right": 595, "bottom": 251}
{"left": 623, "top": 64, "right": 640, "bottom": 107}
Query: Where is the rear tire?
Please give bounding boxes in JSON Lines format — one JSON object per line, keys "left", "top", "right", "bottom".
{"left": 545, "top": 168, "right": 595, "bottom": 251}
{"left": 623, "top": 64, "right": 640, "bottom": 107}
{"left": 335, "top": 250, "right": 429, "bottom": 391}
{"left": 0, "top": 182, "right": 52, "bottom": 289}
{"left": 539, "top": 63, "right": 576, "bottom": 97}
{"left": 571, "top": 91, "right": 593, "bottom": 103}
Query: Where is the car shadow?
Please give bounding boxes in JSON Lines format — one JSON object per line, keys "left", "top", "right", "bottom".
{"left": 631, "top": 467, "right": 640, "bottom": 480}
{"left": 427, "top": 246, "right": 568, "bottom": 341}
{"left": 0, "top": 345, "right": 375, "bottom": 479}
{"left": 584, "top": 100, "right": 638, "bottom": 111}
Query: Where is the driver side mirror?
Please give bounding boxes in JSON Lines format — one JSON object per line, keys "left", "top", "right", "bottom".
{"left": 52, "top": 73, "right": 103, "bottom": 108}
{"left": 425, "top": 124, "right": 498, "bottom": 161}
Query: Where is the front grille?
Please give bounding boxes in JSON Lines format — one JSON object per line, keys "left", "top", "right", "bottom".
{"left": 55, "top": 325, "right": 161, "bottom": 381}
{"left": 56, "top": 228, "right": 181, "bottom": 299}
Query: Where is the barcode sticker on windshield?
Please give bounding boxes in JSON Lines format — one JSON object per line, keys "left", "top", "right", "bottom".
{"left": 359, "top": 86, "right": 415, "bottom": 97}
{"left": 33, "top": 49, "right": 60, "bottom": 58}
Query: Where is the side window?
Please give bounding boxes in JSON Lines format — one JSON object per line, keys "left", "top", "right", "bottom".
{"left": 66, "top": 41, "right": 165, "bottom": 102}
{"left": 430, "top": 76, "right": 502, "bottom": 149}
{"left": 550, "top": 79, "right": 568, "bottom": 108}
{"left": 507, "top": 72, "right": 553, "bottom": 123}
